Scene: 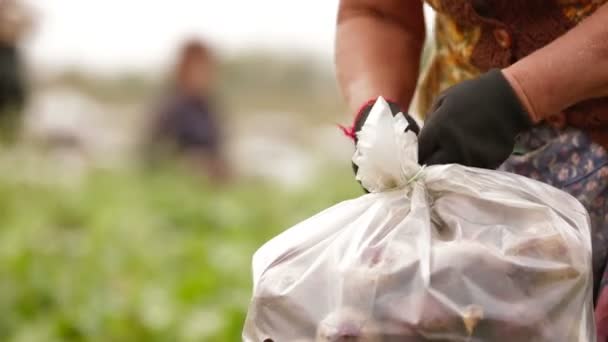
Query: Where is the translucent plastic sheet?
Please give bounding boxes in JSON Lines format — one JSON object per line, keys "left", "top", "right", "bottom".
{"left": 243, "top": 98, "right": 595, "bottom": 342}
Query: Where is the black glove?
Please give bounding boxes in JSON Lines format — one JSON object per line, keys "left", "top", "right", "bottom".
{"left": 418, "top": 69, "right": 533, "bottom": 169}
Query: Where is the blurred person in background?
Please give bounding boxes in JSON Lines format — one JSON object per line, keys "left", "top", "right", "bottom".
{"left": 146, "top": 39, "right": 229, "bottom": 181}
{"left": 0, "top": 0, "right": 31, "bottom": 142}
{"left": 336, "top": 0, "right": 608, "bottom": 339}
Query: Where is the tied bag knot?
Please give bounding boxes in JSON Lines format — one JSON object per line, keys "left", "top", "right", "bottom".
{"left": 353, "top": 97, "right": 424, "bottom": 193}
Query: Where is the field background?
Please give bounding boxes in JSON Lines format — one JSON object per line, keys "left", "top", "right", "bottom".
{"left": 5, "top": 1, "right": 437, "bottom": 339}
{"left": 1, "top": 54, "right": 364, "bottom": 342}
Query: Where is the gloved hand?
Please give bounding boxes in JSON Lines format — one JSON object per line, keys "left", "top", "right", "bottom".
{"left": 418, "top": 69, "right": 533, "bottom": 169}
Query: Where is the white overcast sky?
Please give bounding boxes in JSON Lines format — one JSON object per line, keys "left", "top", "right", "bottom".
{"left": 21, "top": 1, "right": 434, "bottom": 73}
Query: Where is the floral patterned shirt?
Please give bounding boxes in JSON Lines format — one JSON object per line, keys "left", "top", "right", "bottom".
{"left": 417, "top": 0, "right": 607, "bottom": 116}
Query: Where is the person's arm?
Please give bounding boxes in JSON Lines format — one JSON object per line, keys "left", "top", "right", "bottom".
{"left": 417, "top": 4, "right": 608, "bottom": 168}
{"left": 335, "top": 0, "right": 425, "bottom": 112}
{"left": 503, "top": 3, "right": 608, "bottom": 122}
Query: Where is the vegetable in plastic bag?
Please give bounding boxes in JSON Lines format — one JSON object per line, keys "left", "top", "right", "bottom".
{"left": 243, "top": 97, "right": 595, "bottom": 342}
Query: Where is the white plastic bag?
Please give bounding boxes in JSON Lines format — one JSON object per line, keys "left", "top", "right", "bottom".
{"left": 243, "top": 97, "right": 595, "bottom": 342}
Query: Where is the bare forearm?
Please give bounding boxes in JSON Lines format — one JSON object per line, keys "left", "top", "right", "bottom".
{"left": 335, "top": 0, "right": 425, "bottom": 111}
{"left": 504, "top": 4, "right": 608, "bottom": 122}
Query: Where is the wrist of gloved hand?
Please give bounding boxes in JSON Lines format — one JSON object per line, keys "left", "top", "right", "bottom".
{"left": 501, "top": 69, "right": 542, "bottom": 123}
{"left": 418, "top": 69, "right": 533, "bottom": 169}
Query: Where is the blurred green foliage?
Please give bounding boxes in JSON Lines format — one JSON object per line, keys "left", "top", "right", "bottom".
{"left": 0, "top": 163, "right": 360, "bottom": 342}
{"left": 0, "top": 108, "right": 21, "bottom": 145}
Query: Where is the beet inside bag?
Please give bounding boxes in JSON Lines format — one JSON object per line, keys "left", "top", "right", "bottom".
{"left": 243, "top": 97, "right": 596, "bottom": 342}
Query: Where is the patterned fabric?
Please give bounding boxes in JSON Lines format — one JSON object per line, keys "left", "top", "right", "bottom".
{"left": 500, "top": 125, "right": 608, "bottom": 300}
{"left": 500, "top": 125, "right": 608, "bottom": 340}
{"left": 419, "top": 1, "right": 608, "bottom": 339}
{"left": 418, "top": 0, "right": 608, "bottom": 117}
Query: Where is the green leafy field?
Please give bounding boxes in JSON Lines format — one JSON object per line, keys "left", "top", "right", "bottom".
{"left": 0, "top": 163, "right": 360, "bottom": 342}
